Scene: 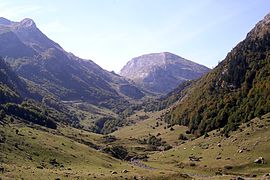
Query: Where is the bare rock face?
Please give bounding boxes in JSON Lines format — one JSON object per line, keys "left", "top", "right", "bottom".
{"left": 120, "top": 52, "right": 210, "bottom": 94}
{"left": 247, "top": 13, "right": 270, "bottom": 39}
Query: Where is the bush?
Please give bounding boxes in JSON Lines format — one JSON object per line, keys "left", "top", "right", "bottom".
{"left": 0, "top": 109, "right": 6, "bottom": 120}
{"left": 103, "top": 146, "right": 128, "bottom": 160}
{"left": 3, "top": 103, "right": 57, "bottom": 129}
{"left": 178, "top": 133, "right": 188, "bottom": 140}
{"left": 204, "top": 132, "right": 209, "bottom": 138}
{"left": 102, "top": 135, "right": 117, "bottom": 143}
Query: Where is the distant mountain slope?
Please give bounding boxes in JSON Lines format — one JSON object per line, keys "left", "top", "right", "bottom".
{"left": 0, "top": 17, "right": 145, "bottom": 111}
{"left": 0, "top": 57, "right": 59, "bottom": 128}
{"left": 120, "top": 52, "right": 210, "bottom": 94}
{"left": 0, "top": 57, "right": 25, "bottom": 103}
{"left": 164, "top": 13, "right": 270, "bottom": 136}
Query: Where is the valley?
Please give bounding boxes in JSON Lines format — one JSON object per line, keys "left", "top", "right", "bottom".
{"left": 1, "top": 111, "right": 270, "bottom": 179}
{"left": 0, "top": 8, "right": 270, "bottom": 180}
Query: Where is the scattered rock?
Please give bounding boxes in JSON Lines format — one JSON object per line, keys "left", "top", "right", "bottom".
{"left": 36, "top": 166, "right": 44, "bottom": 169}
{"left": 216, "top": 156, "right": 222, "bottom": 160}
{"left": 176, "top": 162, "right": 184, "bottom": 169}
{"left": 0, "top": 135, "right": 6, "bottom": 143}
{"left": 217, "top": 143, "right": 221, "bottom": 147}
{"left": 238, "top": 149, "right": 243, "bottom": 153}
{"left": 14, "top": 143, "right": 22, "bottom": 150}
{"left": 254, "top": 157, "right": 264, "bottom": 164}
{"left": 111, "top": 171, "right": 117, "bottom": 174}
{"left": 179, "top": 173, "right": 192, "bottom": 178}
{"left": 258, "top": 124, "right": 264, "bottom": 128}
{"left": 122, "top": 169, "right": 128, "bottom": 173}
{"left": 0, "top": 167, "right": 4, "bottom": 173}
{"left": 189, "top": 156, "right": 202, "bottom": 162}
{"left": 236, "top": 176, "right": 245, "bottom": 180}
{"left": 55, "top": 178, "right": 61, "bottom": 180}
{"left": 49, "top": 158, "right": 60, "bottom": 166}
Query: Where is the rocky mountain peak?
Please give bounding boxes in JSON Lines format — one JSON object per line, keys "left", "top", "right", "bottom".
{"left": 19, "top": 18, "right": 36, "bottom": 28}
{"left": 0, "top": 16, "right": 146, "bottom": 109}
{"left": 120, "top": 52, "right": 210, "bottom": 94}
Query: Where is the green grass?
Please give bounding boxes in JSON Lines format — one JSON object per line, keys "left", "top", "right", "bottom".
{"left": 1, "top": 113, "right": 270, "bottom": 179}
{"left": 66, "top": 101, "right": 118, "bottom": 130}
{"left": 145, "top": 113, "right": 270, "bottom": 178}
{"left": 0, "top": 117, "right": 188, "bottom": 179}
{"left": 113, "top": 110, "right": 188, "bottom": 145}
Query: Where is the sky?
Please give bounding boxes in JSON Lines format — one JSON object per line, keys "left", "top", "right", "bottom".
{"left": 0, "top": 0, "right": 270, "bottom": 72}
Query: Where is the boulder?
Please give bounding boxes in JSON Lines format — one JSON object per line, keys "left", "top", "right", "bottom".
{"left": 122, "top": 169, "right": 128, "bottom": 173}
{"left": 236, "top": 176, "right": 245, "bottom": 180}
{"left": 254, "top": 157, "right": 264, "bottom": 164}
{"left": 0, "top": 135, "right": 5, "bottom": 143}
{"left": 189, "top": 156, "right": 202, "bottom": 162}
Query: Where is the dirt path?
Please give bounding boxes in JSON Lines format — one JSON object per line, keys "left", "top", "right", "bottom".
{"left": 129, "top": 158, "right": 156, "bottom": 170}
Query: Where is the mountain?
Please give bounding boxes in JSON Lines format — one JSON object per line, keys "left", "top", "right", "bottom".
{"left": 163, "top": 13, "right": 270, "bottom": 137}
{"left": 0, "top": 57, "right": 60, "bottom": 128}
{"left": 0, "top": 57, "right": 26, "bottom": 104}
{"left": 0, "top": 17, "right": 145, "bottom": 112}
{"left": 120, "top": 52, "right": 210, "bottom": 94}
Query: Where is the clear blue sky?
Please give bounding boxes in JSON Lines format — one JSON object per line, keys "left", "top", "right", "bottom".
{"left": 0, "top": 0, "right": 269, "bottom": 72}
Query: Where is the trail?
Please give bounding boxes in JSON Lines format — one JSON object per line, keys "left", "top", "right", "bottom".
{"left": 129, "top": 158, "right": 156, "bottom": 170}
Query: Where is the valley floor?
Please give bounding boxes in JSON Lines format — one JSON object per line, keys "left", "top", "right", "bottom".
{"left": 1, "top": 112, "right": 270, "bottom": 179}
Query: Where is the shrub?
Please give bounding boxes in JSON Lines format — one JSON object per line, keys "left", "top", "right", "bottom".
{"left": 103, "top": 146, "right": 128, "bottom": 160}
{"left": 178, "top": 133, "right": 188, "bottom": 140}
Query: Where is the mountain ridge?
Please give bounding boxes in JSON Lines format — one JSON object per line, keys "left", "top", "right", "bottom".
{"left": 0, "top": 17, "right": 146, "bottom": 112}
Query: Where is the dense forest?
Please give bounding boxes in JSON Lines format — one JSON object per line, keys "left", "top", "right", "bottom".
{"left": 164, "top": 19, "right": 270, "bottom": 137}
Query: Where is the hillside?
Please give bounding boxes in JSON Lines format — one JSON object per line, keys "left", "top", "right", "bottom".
{"left": 0, "top": 113, "right": 195, "bottom": 179}
{"left": 163, "top": 13, "right": 270, "bottom": 137}
{"left": 0, "top": 17, "right": 145, "bottom": 111}
{"left": 0, "top": 57, "right": 26, "bottom": 104}
{"left": 0, "top": 57, "right": 62, "bottom": 129}
{"left": 120, "top": 52, "right": 210, "bottom": 94}
{"left": 1, "top": 11, "right": 270, "bottom": 180}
